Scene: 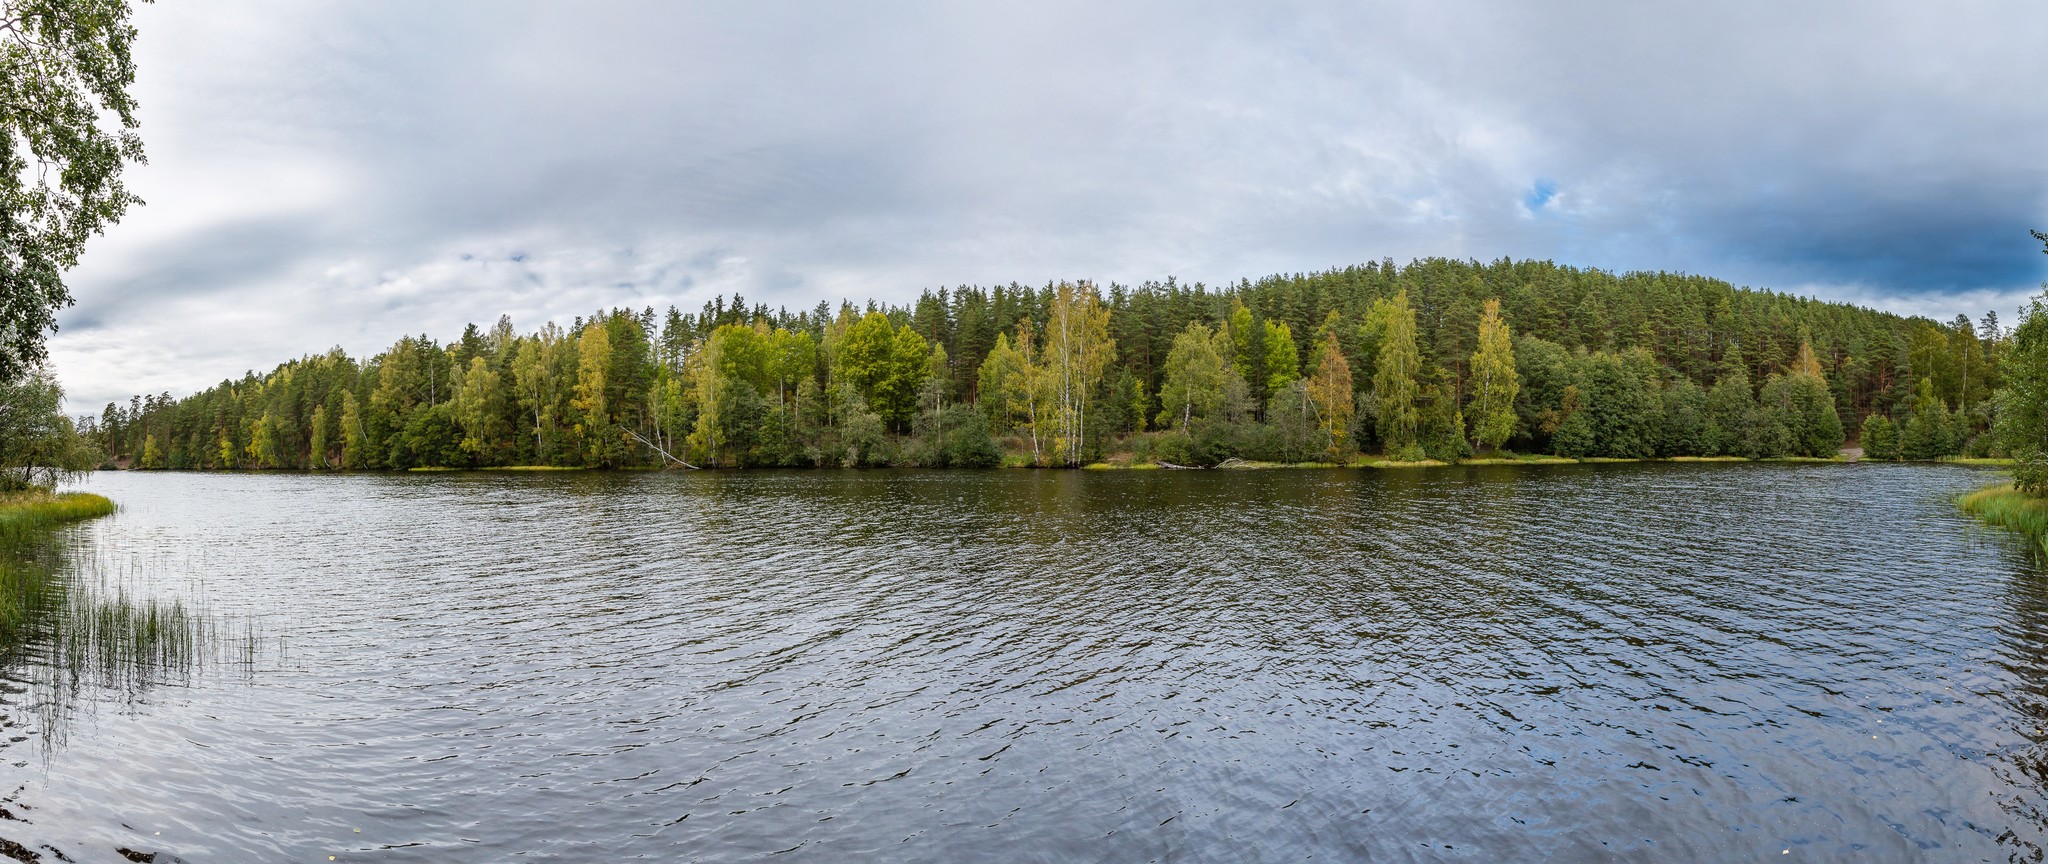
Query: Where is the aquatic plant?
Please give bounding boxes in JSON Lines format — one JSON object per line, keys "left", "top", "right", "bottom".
{"left": 0, "top": 493, "right": 114, "bottom": 642}
{"left": 1958, "top": 484, "right": 2048, "bottom": 555}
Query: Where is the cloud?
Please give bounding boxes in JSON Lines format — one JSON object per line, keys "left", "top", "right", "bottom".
{"left": 49, "top": 0, "right": 2048, "bottom": 411}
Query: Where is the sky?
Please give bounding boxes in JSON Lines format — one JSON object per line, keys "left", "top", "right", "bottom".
{"left": 50, "top": 0, "right": 2048, "bottom": 411}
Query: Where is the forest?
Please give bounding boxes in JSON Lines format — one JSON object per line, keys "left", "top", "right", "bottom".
{"left": 86, "top": 257, "right": 2013, "bottom": 470}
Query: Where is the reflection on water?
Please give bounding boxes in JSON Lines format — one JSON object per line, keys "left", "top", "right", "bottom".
{"left": 2, "top": 536, "right": 268, "bottom": 753}
{"left": 0, "top": 465, "right": 2041, "bottom": 861}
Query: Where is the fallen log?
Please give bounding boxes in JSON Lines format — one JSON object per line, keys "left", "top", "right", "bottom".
{"left": 621, "top": 427, "right": 701, "bottom": 469}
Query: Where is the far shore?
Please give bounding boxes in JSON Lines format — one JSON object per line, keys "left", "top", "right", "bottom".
{"left": 90, "top": 453, "right": 2025, "bottom": 474}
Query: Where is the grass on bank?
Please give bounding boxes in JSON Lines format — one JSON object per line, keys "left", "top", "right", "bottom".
{"left": 0, "top": 492, "right": 114, "bottom": 543}
{"left": 407, "top": 465, "right": 587, "bottom": 472}
{"left": 0, "top": 492, "right": 116, "bottom": 644}
{"left": 1057, "top": 451, "right": 1852, "bottom": 470}
{"left": 1959, "top": 484, "right": 2048, "bottom": 555}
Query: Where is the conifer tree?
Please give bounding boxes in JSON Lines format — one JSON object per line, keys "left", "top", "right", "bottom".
{"left": 1901, "top": 377, "right": 1954, "bottom": 460}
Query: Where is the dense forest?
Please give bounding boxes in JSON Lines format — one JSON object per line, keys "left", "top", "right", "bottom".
{"left": 87, "top": 257, "right": 2013, "bottom": 470}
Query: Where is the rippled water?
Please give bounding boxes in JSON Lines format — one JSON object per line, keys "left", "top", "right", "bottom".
{"left": 1, "top": 464, "right": 2042, "bottom": 862}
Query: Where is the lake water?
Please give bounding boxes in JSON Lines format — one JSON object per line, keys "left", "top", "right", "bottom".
{"left": 1, "top": 464, "right": 2041, "bottom": 862}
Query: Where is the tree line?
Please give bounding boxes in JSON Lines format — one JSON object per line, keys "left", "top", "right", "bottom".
{"left": 90, "top": 256, "right": 2017, "bottom": 470}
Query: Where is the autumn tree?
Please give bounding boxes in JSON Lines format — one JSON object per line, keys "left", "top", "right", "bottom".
{"left": 1303, "top": 330, "right": 1354, "bottom": 461}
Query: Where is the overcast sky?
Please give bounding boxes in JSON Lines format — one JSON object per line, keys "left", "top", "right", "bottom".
{"left": 50, "top": 0, "right": 2048, "bottom": 411}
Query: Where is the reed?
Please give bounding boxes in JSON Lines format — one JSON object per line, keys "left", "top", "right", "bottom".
{"left": 0, "top": 492, "right": 115, "bottom": 642}
{"left": 1957, "top": 484, "right": 2048, "bottom": 555}
{"left": 59, "top": 583, "right": 203, "bottom": 687}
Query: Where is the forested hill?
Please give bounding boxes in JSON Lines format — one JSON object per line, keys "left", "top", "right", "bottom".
{"left": 92, "top": 257, "right": 2003, "bottom": 470}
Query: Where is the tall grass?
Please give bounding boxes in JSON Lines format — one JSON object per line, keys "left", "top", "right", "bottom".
{"left": 1958, "top": 484, "right": 2048, "bottom": 555}
{"left": 0, "top": 492, "right": 115, "bottom": 643}
{"left": 0, "top": 491, "right": 114, "bottom": 543}
{"left": 0, "top": 492, "right": 270, "bottom": 752}
{"left": 60, "top": 585, "right": 201, "bottom": 688}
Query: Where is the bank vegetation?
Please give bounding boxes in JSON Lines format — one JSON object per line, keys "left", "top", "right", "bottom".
{"left": 92, "top": 257, "right": 2015, "bottom": 471}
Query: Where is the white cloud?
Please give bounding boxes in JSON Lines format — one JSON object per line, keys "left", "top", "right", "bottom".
{"left": 47, "top": 0, "right": 2048, "bottom": 411}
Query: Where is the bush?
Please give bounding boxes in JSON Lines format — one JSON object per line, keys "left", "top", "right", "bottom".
{"left": 1151, "top": 432, "right": 1193, "bottom": 466}
{"left": 1193, "top": 421, "right": 1269, "bottom": 465}
{"left": 1859, "top": 414, "right": 1899, "bottom": 461}
{"left": 2015, "top": 453, "right": 2048, "bottom": 495}
{"left": 925, "top": 406, "right": 1000, "bottom": 467}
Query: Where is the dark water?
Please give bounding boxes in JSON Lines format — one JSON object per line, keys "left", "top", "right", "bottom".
{"left": 2, "top": 464, "right": 2043, "bottom": 862}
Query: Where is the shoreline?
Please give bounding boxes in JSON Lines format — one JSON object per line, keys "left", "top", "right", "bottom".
{"left": 0, "top": 491, "right": 117, "bottom": 644}
{"left": 91, "top": 455, "right": 2029, "bottom": 474}
{"left": 1958, "top": 483, "right": 2048, "bottom": 555}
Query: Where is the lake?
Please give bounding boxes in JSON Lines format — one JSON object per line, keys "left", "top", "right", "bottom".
{"left": 1, "top": 464, "right": 2040, "bottom": 862}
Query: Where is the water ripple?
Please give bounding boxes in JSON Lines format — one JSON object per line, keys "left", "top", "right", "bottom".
{"left": 0, "top": 464, "right": 2039, "bottom": 861}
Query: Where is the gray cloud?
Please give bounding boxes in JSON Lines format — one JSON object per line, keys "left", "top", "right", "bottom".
{"left": 51, "top": 0, "right": 2048, "bottom": 411}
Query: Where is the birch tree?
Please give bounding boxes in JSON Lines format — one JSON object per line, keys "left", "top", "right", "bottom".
{"left": 1467, "top": 298, "right": 1519, "bottom": 452}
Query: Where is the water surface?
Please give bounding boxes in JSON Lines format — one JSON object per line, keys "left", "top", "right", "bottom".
{"left": 2, "top": 464, "right": 2041, "bottom": 862}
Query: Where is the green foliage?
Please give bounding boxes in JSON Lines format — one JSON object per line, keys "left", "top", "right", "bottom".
{"left": 1997, "top": 290, "right": 2048, "bottom": 488}
{"left": 1267, "top": 382, "right": 1319, "bottom": 463}
{"left": 912, "top": 404, "right": 1001, "bottom": 467}
{"left": 1262, "top": 319, "right": 1299, "bottom": 394}
{"left": 1756, "top": 371, "right": 1844, "bottom": 458}
{"left": 1417, "top": 380, "right": 1470, "bottom": 462}
{"left": 97, "top": 256, "right": 2010, "bottom": 471}
{"left": 0, "top": 370, "right": 98, "bottom": 488}
{"left": 1467, "top": 298, "right": 1518, "bottom": 452}
{"left": 1703, "top": 366, "right": 1753, "bottom": 457}
{"left": 1658, "top": 378, "right": 1708, "bottom": 457}
{"left": 1157, "top": 323, "right": 1228, "bottom": 434}
{"left": 0, "top": 0, "right": 147, "bottom": 380}
{"left": 1512, "top": 335, "right": 1575, "bottom": 452}
{"left": 1901, "top": 377, "right": 1960, "bottom": 461}
{"left": 1554, "top": 350, "right": 1660, "bottom": 458}
{"left": 1370, "top": 290, "right": 1420, "bottom": 453}
{"left": 1860, "top": 413, "right": 1899, "bottom": 461}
